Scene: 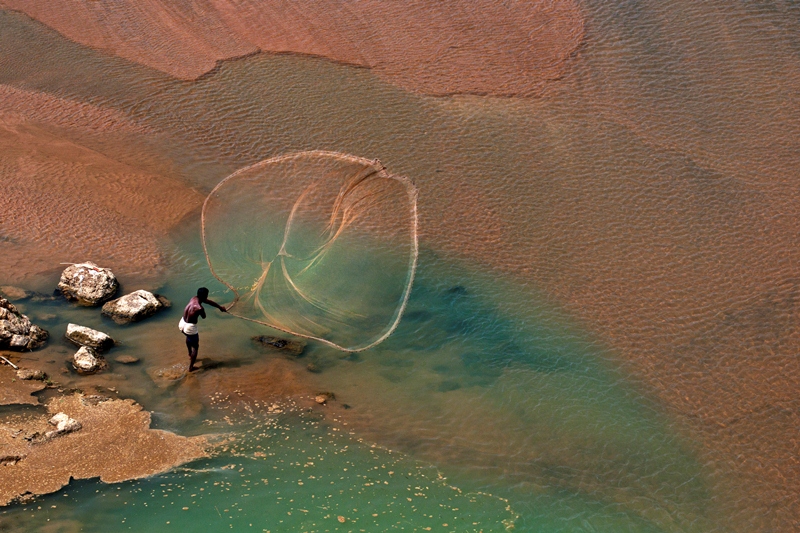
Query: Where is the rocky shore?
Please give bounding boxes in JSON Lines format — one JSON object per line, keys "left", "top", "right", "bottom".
{"left": 0, "top": 262, "right": 340, "bottom": 507}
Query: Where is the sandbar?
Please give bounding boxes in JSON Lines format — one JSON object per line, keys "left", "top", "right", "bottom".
{"left": 0, "top": 0, "right": 584, "bottom": 97}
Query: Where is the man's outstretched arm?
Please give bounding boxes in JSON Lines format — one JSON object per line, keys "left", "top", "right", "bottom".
{"left": 206, "top": 299, "right": 228, "bottom": 312}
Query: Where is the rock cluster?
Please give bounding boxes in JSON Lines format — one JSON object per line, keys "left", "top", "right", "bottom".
{"left": 57, "top": 262, "right": 119, "bottom": 306}
{"left": 54, "top": 263, "right": 174, "bottom": 376}
{"left": 0, "top": 298, "right": 48, "bottom": 351}
{"left": 65, "top": 323, "right": 115, "bottom": 352}
{"left": 101, "top": 290, "right": 169, "bottom": 324}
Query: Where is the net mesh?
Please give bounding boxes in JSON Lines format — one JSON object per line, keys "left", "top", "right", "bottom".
{"left": 202, "top": 151, "right": 418, "bottom": 352}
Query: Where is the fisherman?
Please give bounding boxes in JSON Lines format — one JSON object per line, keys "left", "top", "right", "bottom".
{"left": 179, "top": 287, "right": 227, "bottom": 371}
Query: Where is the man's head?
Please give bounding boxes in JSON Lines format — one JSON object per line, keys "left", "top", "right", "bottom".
{"left": 197, "top": 287, "right": 209, "bottom": 301}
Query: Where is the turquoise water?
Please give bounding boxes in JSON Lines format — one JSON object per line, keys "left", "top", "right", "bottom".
{"left": 1, "top": 408, "right": 517, "bottom": 532}
{"left": 1, "top": 235, "right": 709, "bottom": 532}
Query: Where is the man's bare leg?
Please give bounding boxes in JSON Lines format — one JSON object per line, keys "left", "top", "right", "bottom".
{"left": 189, "top": 346, "right": 198, "bottom": 371}
{"left": 186, "top": 334, "right": 199, "bottom": 371}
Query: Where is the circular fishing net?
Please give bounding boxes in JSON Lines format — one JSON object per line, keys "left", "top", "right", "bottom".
{"left": 202, "top": 151, "right": 418, "bottom": 352}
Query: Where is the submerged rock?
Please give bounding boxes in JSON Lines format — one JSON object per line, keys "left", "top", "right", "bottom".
{"left": 314, "top": 392, "right": 336, "bottom": 405}
{"left": 65, "top": 323, "right": 115, "bottom": 352}
{"left": 72, "top": 346, "right": 107, "bottom": 375}
{"left": 0, "top": 288, "right": 56, "bottom": 304}
{"left": 114, "top": 355, "right": 139, "bottom": 365}
{"left": 252, "top": 335, "right": 306, "bottom": 357}
{"left": 147, "top": 363, "right": 188, "bottom": 387}
{"left": 0, "top": 297, "right": 48, "bottom": 351}
{"left": 57, "top": 262, "right": 119, "bottom": 306}
{"left": 0, "top": 286, "right": 31, "bottom": 301}
{"left": 101, "top": 290, "right": 166, "bottom": 324}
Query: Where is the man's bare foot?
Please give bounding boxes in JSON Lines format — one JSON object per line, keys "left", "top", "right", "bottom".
{"left": 188, "top": 366, "right": 197, "bottom": 372}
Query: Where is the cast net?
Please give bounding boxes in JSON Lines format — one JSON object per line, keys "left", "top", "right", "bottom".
{"left": 202, "top": 151, "right": 418, "bottom": 352}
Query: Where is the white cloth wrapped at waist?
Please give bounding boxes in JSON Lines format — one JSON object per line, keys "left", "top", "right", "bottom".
{"left": 178, "top": 318, "right": 198, "bottom": 335}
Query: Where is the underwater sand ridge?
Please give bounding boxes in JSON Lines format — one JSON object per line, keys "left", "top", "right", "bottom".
{"left": 0, "top": 0, "right": 584, "bottom": 97}
{"left": 0, "top": 85, "right": 205, "bottom": 285}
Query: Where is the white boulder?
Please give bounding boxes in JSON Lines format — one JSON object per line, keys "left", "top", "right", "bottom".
{"left": 65, "top": 323, "right": 115, "bottom": 352}
{"left": 72, "top": 346, "right": 107, "bottom": 374}
{"left": 58, "top": 262, "right": 118, "bottom": 306}
{"left": 101, "top": 290, "right": 168, "bottom": 324}
{"left": 46, "top": 412, "right": 82, "bottom": 438}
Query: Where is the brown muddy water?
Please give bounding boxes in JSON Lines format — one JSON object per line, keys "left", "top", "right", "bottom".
{"left": 0, "top": 1, "right": 799, "bottom": 531}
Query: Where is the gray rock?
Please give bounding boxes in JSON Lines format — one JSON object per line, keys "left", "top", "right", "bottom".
{"left": 16, "top": 369, "right": 47, "bottom": 381}
{"left": 0, "top": 297, "right": 49, "bottom": 351}
{"left": 65, "top": 323, "right": 115, "bottom": 352}
{"left": 101, "top": 290, "right": 165, "bottom": 324}
{"left": 45, "top": 412, "right": 82, "bottom": 438}
{"left": 72, "top": 346, "right": 107, "bottom": 374}
{"left": 58, "top": 262, "right": 119, "bottom": 306}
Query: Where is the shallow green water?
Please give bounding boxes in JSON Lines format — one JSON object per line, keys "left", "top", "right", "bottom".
{"left": 2, "top": 236, "right": 710, "bottom": 532}
{"left": 1, "top": 408, "right": 517, "bottom": 532}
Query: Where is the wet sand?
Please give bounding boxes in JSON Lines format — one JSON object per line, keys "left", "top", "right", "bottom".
{"left": 0, "top": 85, "right": 204, "bottom": 285}
{"left": 0, "top": 298, "right": 335, "bottom": 504}
{"left": 0, "top": 363, "right": 46, "bottom": 405}
{"left": 0, "top": 0, "right": 583, "bottom": 96}
{"left": 0, "top": 393, "right": 208, "bottom": 505}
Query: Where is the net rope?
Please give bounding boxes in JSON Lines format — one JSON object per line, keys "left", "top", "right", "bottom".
{"left": 201, "top": 151, "right": 419, "bottom": 352}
